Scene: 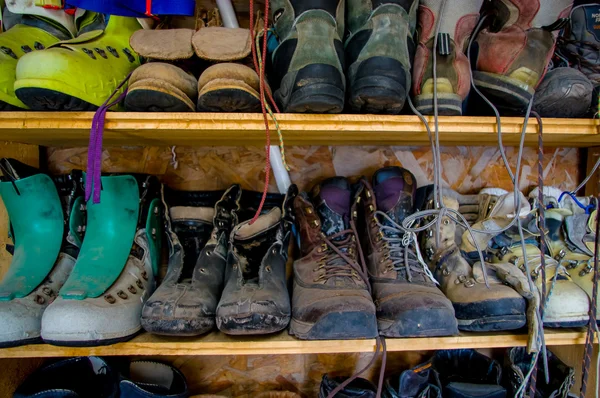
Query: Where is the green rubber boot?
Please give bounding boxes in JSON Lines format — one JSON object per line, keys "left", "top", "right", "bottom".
{"left": 15, "top": 14, "right": 142, "bottom": 111}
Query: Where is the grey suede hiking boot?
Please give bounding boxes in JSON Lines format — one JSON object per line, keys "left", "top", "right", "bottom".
{"left": 141, "top": 186, "right": 241, "bottom": 336}
{"left": 269, "top": 0, "right": 345, "bottom": 113}
{"left": 290, "top": 177, "right": 378, "bottom": 340}
{"left": 345, "top": 0, "right": 418, "bottom": 114}
{"left": 358, "top": 167, "right": 458, "bottom": 337}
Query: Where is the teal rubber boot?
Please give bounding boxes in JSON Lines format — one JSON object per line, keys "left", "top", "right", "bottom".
{"left": 0, "top": 159, "right": 84, "bottom": 348}
{"left": 41, "top": 174, "right": 162, "bottom": 346}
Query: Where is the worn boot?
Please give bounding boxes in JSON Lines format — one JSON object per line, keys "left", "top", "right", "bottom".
{"left": 358, "top": 167, "right": 457, "bottom": 337}
{"left": 473, "top": 0, "right": 574, "bottom": 113}
{"left": 0, "top": 159, "right": 84, "bottom": 348}
{"left": 384, "top": 358, "right": 442, "bottom": 398}
{"left": 504, "top": 347, "right": 575, "bottom": 398}
{"left": 120, "top": 361, "right": 189, "bottom": 398}
{"left": 269, "top": 0, "right": 345, "bottom": 113}
{"left": 345, "top": 0, "right": 418, "bottom": 114}
{"left": 215, "top": 185, "right": 297, "bottom": 335}
{"left": 422, "top": 196, "right": 527, "bottom": 331}
{"left": 319, "top": 374, "right": 377, "bottom": 398}
{"left": 532, "top": 66, "right": 593, "bottom": 118}
{"left": 290, "top": 177, "right": 378, "bottom": 340}
{"left": 412, "top": 0, "right": 484, "bottom": 115}
{"left": 142, "top": 186, "right": 241, "bottom": 336}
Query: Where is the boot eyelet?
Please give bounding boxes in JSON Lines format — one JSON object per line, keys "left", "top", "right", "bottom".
{"left": 368, "top": 205, "right": 374, "bottom": 212}
{"left": 0, "top": 46, "right": 17, "bottom": 59}
{"left": 94, "top": 48, "right": 108, "bottom": 58}
{"left": 464, "top": 280, "right": 475, "bottom": 288}
{"left": 136, "top": 279, "right": 144, "bottom": 289}
{"left": 200, "top": 268, "right": 206, "bottom": 274}
{"left": 311, "top": 220, "right": 320, "bottom": 229}
{"left": 265, "top": 266, "right": 272, "bottom": 273}
{"left": 106, "top": 46, "right": 119, "bottom": 57}
{"left": 442, "top": 268, "right": 450, "bottom": 276}
{"left": 128, "top": 285, "right": 137, "bottom": 294}
{"left": 42, "top": 287, "right": 53, "bottom": 296}
{"left": 117, "top": 291, "right": 128, "bottom": 300}
{"left": 82, "top": 48, "right": 96, "bottom": 59}
{"left": 443, "top": 219, "right": 450, "bottom": 225}
{"left": 304, "top": 207, "right": 313, "bottom": 215}
{"left": 35, "top": 295, "right": 45, "bottom": 305}
{"left": 21, "top": 45, "right": 32, "bottom": 53}
{"left": 366, "top": 190, "right": 371, "bottom": 198}
{"left": 141, "top": 271, "right": 148, "bottom": 281}
{"left": 104, "top": 295, "right": 116, "bottom": 304}
{"left": 122, "top": 48, "right": 136, "bottom": 63}
{"left": 206, "top": 250, "right": 212, "bottom": 256}
{"left": 272, "top": 248, "right": 278, "bottom": 254}
{"left": 33, "top": 42, "right": 45, "bottom": 50}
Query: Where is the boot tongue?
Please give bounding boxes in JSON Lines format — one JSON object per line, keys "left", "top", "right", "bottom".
{"left": 373, "top": 167, "right": 415, "bottom": 225}
{"left": 312, "top": 177, "right": 351, "bottom": 239}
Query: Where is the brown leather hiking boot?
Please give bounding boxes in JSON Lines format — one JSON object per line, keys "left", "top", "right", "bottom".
{"left": 358, "top": 167, "right": 457, "bottom": 337}
{"left": 290, "top": 177, "right": 377, "bottom": 340}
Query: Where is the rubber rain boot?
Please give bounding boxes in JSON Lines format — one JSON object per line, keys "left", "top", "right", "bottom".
{"left": 358, "top": 167, "right": 458, "bottom": 337}
{"left": 412, "top": 0, "right": 484, "bottom": 116}
{"left": 269, "top": 0, "right": 346, "bottom": 113}
{"left": 41, "top": 174, "right": 162, "bottom": 346}
{"left": 473, "top": 0, "right": 575, "bottom": 114}
{"left": 0, "top": 159, "right": 84, "bottom": 348}
{"left": 15, "top": 13, "right": 142, "bottom": 111}
{"left": 142, "top": 186, "right": 241, "bottom": 336}
{"left": 345, "top": 0, "right": 418, "bottom": 114}
{"left": 0, "top": 1, "right": 75, "bottom": 110}
{"left": 215, "top": 185, "right": 297, "bottom": 335}
{"left": 119, "top": 361, "right": 189, "bottom": 398}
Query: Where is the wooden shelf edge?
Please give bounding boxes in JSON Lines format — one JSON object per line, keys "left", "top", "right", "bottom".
{"left": 0, "top": 329, "right": 593, "bottom": 358}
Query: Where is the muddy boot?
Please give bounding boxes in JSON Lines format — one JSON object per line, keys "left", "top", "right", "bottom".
{"left": 290, "top": 177, "right": 378, "bottom": 340}
{"left": 215, "top": 185, "right": 297, "bottom": 335}
{"left": 504, "top": 347, "right": 575, "bottom": 398}
{"left": 358, "top": 167, "right": 457, "bottom": 337}
{"left": 422, "top": 196, "right": 527, "bottom": 331}
{"left": 0, "top": 159, "right": 84, "bottom": 348}
{"left": 345, "top": 0, "right": 418, "bottom": 114}
{"left": 269, "top": 0, "right": 345, "bottom": 113}
{"left": 473, "top": 0, "right": 574, "bottom": 114}
{"left": 142, "top": 186, "right": 241, "bottom": 336}
{"left": 319, "top": 374, "right": 377, "bottom": 398}
{"left": 384, "top": 358, "right": 442, "bottom": 398}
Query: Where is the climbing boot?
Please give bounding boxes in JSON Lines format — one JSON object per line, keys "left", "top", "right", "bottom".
{"left": 215, "top": 185, "right": 297, "bottom": 335}
{"left": 0, "top": 159, "right": 84, "bottom": 348}
{"left": 422, "top": 196, "right": 527, "bottom": 331}
{"left": 15, "top": 13, "right": 142, "bottom": 110}
{"left": 532, "top": 66, "right": 593, "bottom": 118}
{"left": 473, "top": 0, "right": 575, "bottom": 114}
{"left": 142, "top": 186, "right": 241, "bottom": 336}
{"left": 358, "top": 167, "right": 457, "bottom": 337}
{"left": 384, "top": 358, "right": 442, "bottom": 398}
{"left": 290, "top": 177, "right": 378, "bottom": 340}
{"left": 41, "top": 174, "right": 162, "bottom": 346}
{"left": 319, "top": 374, "right": 377, "bottom": 398}
{"left": 0, "top": 1, "right": 75, "bottom": 109}
{"left": 504, "top": 347, "right": 575, "bottom": 398}
{"left": 120, "top": 360, "right": 189, "bottom": 398}
{"left": 345, "top": 0, "right": 418, "bottom": 114}
{"left": 412, "top": 0, "right": 484, "bottom": 116}
{"left": 269, "top": 0, "right": 346, "bottom": 113}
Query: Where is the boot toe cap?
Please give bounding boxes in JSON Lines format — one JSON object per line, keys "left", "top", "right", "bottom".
{"left": 0, "top": 299, "right": 43, "bottom": 346}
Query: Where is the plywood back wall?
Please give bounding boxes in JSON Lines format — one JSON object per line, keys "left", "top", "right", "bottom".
{"left": 46, "top": 146, "right": 580, "bottom": 194}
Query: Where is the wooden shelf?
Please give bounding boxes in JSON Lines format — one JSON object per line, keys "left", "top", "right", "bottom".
{"left": 0, "top": 329, "right": 593, "bottom": 358}
{"left": 0, "top": 112, "right": 598, "bottom": 147}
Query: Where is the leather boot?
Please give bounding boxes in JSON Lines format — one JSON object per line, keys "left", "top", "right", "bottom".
{"left": 384, "top": 358, "right": 442, "bottom": 398}
{"left": 358, "top": 167, "right": 457, "bottom": 337}
{"left": 412, "top": 0, "right": 484, "bottom": 115}
{"left": 345, "top": 0, "right": 418, "bottom": 114}
{"left": 269, "top": 0, "right": 346, "bottom": 113}
{"left": 290, "top": 177, "right": 378, "bottom": 340}
{"left": 319, "top": 374, "right": 377, "bottom": 398}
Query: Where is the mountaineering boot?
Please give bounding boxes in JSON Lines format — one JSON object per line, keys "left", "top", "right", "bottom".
{"left": 290, "top": 177, "right": 378, "bottom": 340}
{"left": 422, "top": 196, "right": 527, "bottom": 331}
{"left": 215, "top": 185, "right": 297, "bottom": 335}
{"left": 504, "top": 347, "right": 575, "bottom": 398}
{"left": 269, "top": 0, "right": 346, "bottom": 113}
{"left": 319, "top": 374, "right": 377, "bottom": 398}
{"left": 142, "top": 186, "right": 241, "bottom": 336}
{"left": 41, "top": 174, "right": 162, "bottom": 346}
{"left": 0, "top": 1, "right": 75, "bottom": 109}
{"left": 532, "top": 66, "right": 593, "bottom": 118}
{"left": 433, "top": 349, "right": 506, "bottom": 398}
{"left": 0, "top": 159, "right": 84, "bottom": 348}
{"left": 384, "top": 358, "right": 442, "bottom": 398}
{"left": 345, "top": 0, "right": 418, "bottom": 114}
{"left": 119, "top": 361, "right": 189, "bottom": 398}
{"left": 473, "top": 0, "right": 575, "bottom": 114}
{"left": 15, "top": 13, "right": 142, "bottom": 111}
{"left": 412, "top": 0, "right": 484, "bottom": 116}
{"left": 358, "top": 167, "right": 457, "bottom": 337}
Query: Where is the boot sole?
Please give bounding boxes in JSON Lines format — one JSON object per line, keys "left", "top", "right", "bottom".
{"left": 543, "top": 316, "right": 589, "bottom": 328}
{"left": 472, "top": 71, "right": 534, "bottom": 113}
{"left": 413, "top": 93, "right": 463, "bottom": 116}
{"left": 42, "top": 327, "right": 142, "bottom": 347}
{"left": 0, "top": 336, "right": 42, "bottom": 348}
{"left": 378, "top": 307, "right": 459, "bottom": 338}
{"left": 125, "top": 86, "right": 196, "bottom": 112}
{"left": 197, "top": 86, "right": 261, "bottom": 112}
{"left": 0, "top": 101, "right": 22, "bottom": 111}
{"left": 141, "top": 315, "right": 215, "bottom": 336}
{"left": 457, "top": 314, "right": 526, "bottom": 332}
{"left": 349, "top": 75, "right": 406, "bottom": 114}
{"left": 216, "top": 312, "right": 290, "bottom": 335}
{"left": 289, "top": 311, "right": 378, "bottom": 340}
{"left": 15, "top": 88, "right": 98, "bottom": 111}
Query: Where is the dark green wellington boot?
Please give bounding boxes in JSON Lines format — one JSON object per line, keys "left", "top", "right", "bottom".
{"left": 0, "top": 158, "right": 85, "bottom": 348}
{"left": 345, "top": 0, "right": 418, "bottom": 114}
{"left": 269, "top": 0, "right": 346, "bottom": 113}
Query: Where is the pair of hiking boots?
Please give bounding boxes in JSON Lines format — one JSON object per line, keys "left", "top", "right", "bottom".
{"left": 0, "top": 158, "right": 162, "bottom": 347}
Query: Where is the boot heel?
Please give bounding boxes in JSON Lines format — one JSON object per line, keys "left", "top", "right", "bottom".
{"left": 414, "top": 93, "right": 463, "bottom": 116}
{"left": 473, "top": 70, "right": 534, "bottom": 112}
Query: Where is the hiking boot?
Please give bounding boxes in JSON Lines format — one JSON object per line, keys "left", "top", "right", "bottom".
{"left": 412, "top": 0, "right": 484, "bottom": 116}
{"left": 290, "top": 177, "right": 378, "bottom": 340}
{"left": 0, "top": 159, "right": 84, "bottom": 348}
{"left": 532, "top": 66, "right": 593, "bottom": 118}
{"left": 422, "top": 196, "right": 527, "bottom": 331}
{"left": 358, "top": 167, "right": 458, "bottom": 337}
{"left": 345, "top": 0, "right": 418, "bottom": 114}
{"left": 384, "top": 358, "right": 442, "bottom": 398}
{"left": 504, "top": 347, "right": 575, "bottom": 398}
{"left": 473, "top": 0, "right": 574, "bottom": 114}
{"left": 215, "top": 185, "right": 297, "bottom": 335}
{"left": 269, "top": 0, "right": 345, "bottom": 113}
{"left": 120, "top": 360, "right": 189, "bottom": 398}
{"left": 141, "top": 186, "right": 241, "bottom": 336}
{"left": 41, "top": 174, "right": 162, "bottom": 346}
{"left": 0, "top": 1, "right": 75, "bottom": 109}
{"left": 319, "top": 374, "right": 377, "bottom": 398}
